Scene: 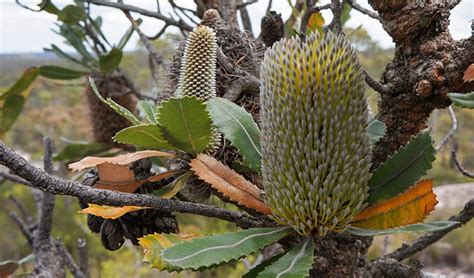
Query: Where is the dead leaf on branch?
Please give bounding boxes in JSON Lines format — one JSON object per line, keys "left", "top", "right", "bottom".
{"left": 352, "top": 179, "right": 438, "bottom": 229}
{"left": 190, "top": 154, "right": 271, "bottom": 215}
{"left": 68, "top": 150, "right": 175, "bottom": 171}
{"left": 79, "top": 204, "right": 149, "bottom": 219}
{"left": 463, "top": 63, "right": 474, "bottom": 83}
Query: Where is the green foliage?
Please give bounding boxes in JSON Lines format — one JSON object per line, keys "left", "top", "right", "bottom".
{"left": 1, "top": 95, "right": 25, "bottom": 135}
{"left": 54, "top": 142, "right": 111, "bottom": 162}
{"left": 138, "top": 100, "right": 158, "bottom": 123}
{"left": 113, "top": 124, "right": 174, "bottom": 150}
{"left": 117, "top": 19, "right": 142, "bottom": 50}
{"left": 367, "top": 132, "right": 436, "bottom": 204}
{"left": 44, "top": 44, "right": 90, "bottom": 69}
{"left": 158, "top": 96, "right": 213, "bottom": 155}
{"left": 57, "top": 5, "right": 86, "bottom": 25}
{"left": 38, "top": 66, "right": 88, "bottom": 80}
{"left": 367, "top": 118, "right": 386, "bottom": 144}
{"left": 89, "top": 77, "right": 141, "bottom": 125}
{"left": 242, "top": 254, "right": 284, "bottom": 278}
{"left": 347, "top": 221, "right": 458, "bottom": 236}
{"left": 152, "top": 172, "right": 191, "bottom": 198}
{"left": 1, "top": 67, "right": 38, "bottom": 100}
{"left": 59, "top": 24, "right": 97, "bottom": 66}
{"left": 161, "top": 227, "right": 293, "bottom": 270}
{"left": 207, "top": 97, "right": 261, "bottom": 171}
{"left": 99, "top": 48, "right": 123, "bottom": 74}
{"left": 255, "top": 237, "right": 314, "bottom": 278}
{"left": 448, "top": 92, "right": 474, "bottom": 109}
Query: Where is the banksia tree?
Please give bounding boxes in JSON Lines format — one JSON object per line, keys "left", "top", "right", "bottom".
{"left": 260, "top": 32, "right": 372, "bottom": 236}
{"left": 175, "top": 25, "right": 217, "bottom": 100}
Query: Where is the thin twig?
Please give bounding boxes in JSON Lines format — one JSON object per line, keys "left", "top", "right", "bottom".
{"left": 346, "top": 0, "right": 379, "bottom": 19}
{"left": 265, "top": 0, "right": 273, "bottom": 15}
{"left": 385, "top": 198, "right": 474, "bottom": 261}
{"left": 0, "top": 171, "right": 31, "bottom": 186}
{"left": 15, "top": 0, "right": 50, "bottom": 12}
{"left": 10, "top": 212, "right": 33, "bottom": 245}
{"left": 363, "top": 70, "right": 391, "bottom": 94}
{"left": 86, "top": 0, "right": 193, "bottom": 31}
{"left": 55, "top": 241, "right": 86, "bottom": 278}
{"left": 77, "top": 239, "right": 89, "bottom": 278}
{"left": 9, "top": 195, "right": 32, "bottom": 223}
{"left": 435, "top": 106, "right": 458, "bottom": 152}
{"left": 0, "top": 142, "right": 272, "bottom": 229}
{"left": 452, "top": 150, "right": 474, "bottom": 178}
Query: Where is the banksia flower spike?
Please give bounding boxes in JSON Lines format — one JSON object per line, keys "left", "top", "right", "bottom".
{"left": 175, "top": 25, "right": 217, "bottom": 100}
{"left": 260, "top": 32, "right": 372, "bottom": 236}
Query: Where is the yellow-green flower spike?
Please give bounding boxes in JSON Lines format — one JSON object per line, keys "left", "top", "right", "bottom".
{"left": 260, "top": 32, "right": 372, "bottom": 236}
{"left": 176, "top": 26, "right": 217, "bottom": 100}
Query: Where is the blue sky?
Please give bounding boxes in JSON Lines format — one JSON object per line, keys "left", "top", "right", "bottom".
{"left": 0, "top": 0, "right": 472, "bottom": 53}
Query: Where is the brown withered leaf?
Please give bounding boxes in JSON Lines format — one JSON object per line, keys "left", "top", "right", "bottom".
{"left": 352, "top": 180, "right": 438, "bottom": 229}
{"left": 79, "top": 204, "right": 149, "bottom": 219}
{"left": 463, "top": 64, "right": 474, "bottom": 83}
{"left": 190, "top": 154, "right": 271, "bottom": 214}
{"left": 68, "top": 150, "right": 175, "bottom": 172}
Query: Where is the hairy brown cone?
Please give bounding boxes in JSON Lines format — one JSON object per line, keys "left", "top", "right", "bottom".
{"left": 85, "top": 74, "right": 138, "bottom": 145}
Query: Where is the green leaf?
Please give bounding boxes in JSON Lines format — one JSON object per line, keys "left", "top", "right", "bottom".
{"left": 448, "top": 92, "right": 474, "bottom": 109}
{"left": 117, "top": 19, "right": 142, "bottom": 50}
{"left": 367, "top": 132, "right": 435, "bottom": 204}
{"left": 243, "top": 253, "right": 284, "bottom": 278}
{"left": 54, "top": 142, "right": 111, "bottom": 162}
{"left": 114, "top": 124, "right": 174, "bottom": 150}
{"left": 38, "top": 66, "right": 88, "bottom": 80}
{"left": 340, "top": 3, "right": 352, "bottom": 26}
{"left": 59, "top": 24, "right": 96, "bottom": 64}
{"left": 162, "top": 227, "right": 294, "bottom": 270}
{"left": 1, "top": 95, "right": 25, "bottom": 134}
{"left": 152, "top": 172, "right": 191, "bottom": 198}
{"left": 57, "top": 5, "right": 86, "bottom": 25}
{"left": 99, "top": 48, "right": 123, "bottom": 74}
{"left": 1, "top": 67, "right": 38, "bottom": 100}
{"left": 346, "top": 221, "right": 458, "bottom": 236}
{"left": 89, "top": 16, "right": 110, "bottom": 46}
{"left": 89, "top": 77, "right": 141, "bottom": 125}
{"left": 43, "top": 2, "right": 60, "bottom": 15}
{"left": 44, "top": 45, "right": 90, "bottom": 69}
{"left": 257, "top": 237, "right": 314, "bottom": 278}
{"left": 138, "top": 100, "right": 158, "bottom": 123}
{"left": 207, "top": 97, "right": 261, "bottom": 171}
{"left": 158, "top": 96, "right": 213, "bottom": 155}
{"left": 367, "top": 119, "right": 386, "bottom": 144}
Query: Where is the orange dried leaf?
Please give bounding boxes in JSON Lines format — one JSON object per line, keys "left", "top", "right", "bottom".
{"left": 190, "top": 154, "right": 271, "bottom": 214}
{"left": 352, "top": 180, "right": 438, "bottom": 229}
{"left": 95, "top": 169, "right": 179, "bottom": 193}
{"left": 463, "top": 64, "right": 474, "bottom": 83}
{"left": 79, "top": 204, "right": 149, "bottom": 219}
{"left": 68, "top": 150, "right": 175, "bottom": 171}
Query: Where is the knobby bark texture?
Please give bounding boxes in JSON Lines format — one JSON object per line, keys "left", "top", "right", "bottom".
{"left": 370, "top": 0, "right": 474, "bottom": 166}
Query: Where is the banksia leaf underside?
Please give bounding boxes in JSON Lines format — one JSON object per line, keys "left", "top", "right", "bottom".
{"left": 260, "top": 32, "right": 371, "bottom": 236}
{"left": 175, "top": 26, "right": 217, "bottom": 100}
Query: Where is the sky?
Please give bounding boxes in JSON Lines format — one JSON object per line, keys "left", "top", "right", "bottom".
{"left": 0, "top": 0, "right": 472, "bottom": 54}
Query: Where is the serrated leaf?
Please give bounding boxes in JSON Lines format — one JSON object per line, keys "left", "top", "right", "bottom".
{"left": 257, "top": 237, "right": 314, "bottom": 278}
{"left": 138, "top": 100, "right": 158, "bottom": 123}
{"left": 243, "top": 253, "right": 285, "bottom": 278}
{"left": 158, "top": 96, "right": 212, "bottom": 155}
{"left": 57, "top": 5, "right": 86, "bottom": 25}
{"left": 190, "top": 154, "right": 270, "bottom": 214}
{"left": 367, "top": 132, "right": 435, "bottom": 204}
{"left": 113, "top": 124, "right": 174, "bottom": 150}
{"left": 152, "top": 172, "right": 191, "bottom": 199}
{"left": 347, "top": 221, "right": 459, "bottom": 236}
{"left": 38, "top": 65, "right": 87, "bottom": 80}
{"left": 139, "top": 233, "right": 196, "bottom": 271}
{"left": 207, "top": 97, "right": 262, "bottom": 171}
{"left": 1, "top": 95, "right": 25, "bottom": 135}
{"left": 79, "top": 204, "right": 148, "bottom": 219}
{"left": 1, "top": 67, "right": 38, "bottom": 100}
{"left": 54, "top": 142, "right": 111, "bottom": 162}
{"left": 99, "top": 48, "right": 123, "bottom": 74}
{"left": 68, "top": 150, "right": 175, "bottom": 171}
{"left": 367, "top": 118, "right": 386, "bottom": 144}
{"left": 352, "top": 180, "right": 438, "bottom": 229}
{"left": 448, "top": 92, "right": 474, "bottom": 109}
{"left": 162, "top": 227, "right": 293, "bottom": 270}
{"left": 89, "top": 77, "right": 141, "bottom": 125}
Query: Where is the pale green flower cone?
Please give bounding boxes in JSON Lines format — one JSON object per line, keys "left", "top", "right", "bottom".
{"left": 260, "top": 32, "right": 371, "bottom": 236}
